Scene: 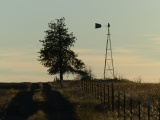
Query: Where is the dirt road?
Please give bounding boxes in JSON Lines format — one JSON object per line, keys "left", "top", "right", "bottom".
{"left": 5, "top": 83, "right": 78, "bottom": 120}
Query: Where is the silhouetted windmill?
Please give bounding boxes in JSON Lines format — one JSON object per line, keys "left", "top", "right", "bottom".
{"left": 95, "top": 23, "right": 115, "bottom": 80}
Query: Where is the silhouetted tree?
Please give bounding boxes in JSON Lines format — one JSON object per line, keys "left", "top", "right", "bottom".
{"left": 77, "top": 66, "right": 95, "bottom": 80}
{"left": 38, "top": 17, "right": 85, "bottom": 87}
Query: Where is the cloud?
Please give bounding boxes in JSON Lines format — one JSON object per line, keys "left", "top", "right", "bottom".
{"left": 142, "top": 34, "right": 160, "bottom": 43}
{"left": 0, "top": 49, "right": 53, "bottom": 82}
{"left": 76, "top": 48, "right": 160, "bottom": 82}
{"left": 0, "top": 48, "right": 160, "bottom": 83}
{"left": 73, "top": 48, "right": 104, "bottom": 55}
{"left": 142, "top": 34, "right": 160, "bottom": 37}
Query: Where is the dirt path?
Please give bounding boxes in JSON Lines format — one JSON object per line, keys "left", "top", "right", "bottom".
{"left": 4, "top": 83, "right": 78, "bottom": 120}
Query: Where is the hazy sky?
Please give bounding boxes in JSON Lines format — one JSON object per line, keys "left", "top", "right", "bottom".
{"left": 0, "top": 1, "right": 160, "bottom": 82}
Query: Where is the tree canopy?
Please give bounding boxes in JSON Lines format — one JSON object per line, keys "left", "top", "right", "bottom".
{"left": 38, "top": 17, "right": 85, "bottom": 82}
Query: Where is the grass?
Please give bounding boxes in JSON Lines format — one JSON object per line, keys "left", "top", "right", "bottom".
{"left": 113, "top": 81, "right": 160, "bottom": 104}
{"left": 0, "top": 89, "right": 19, "bottom": 113}
{"left": 56, "top": 80, "right": 160, "bottom": 119}
{"left": 57, "top": 81, "right": 118, "bottom": 120}
{"left": 0, "top": 80, "right": 159, "bottom": 120}
{"left": 27, "top": 110, "right": 47, "bottom": 120}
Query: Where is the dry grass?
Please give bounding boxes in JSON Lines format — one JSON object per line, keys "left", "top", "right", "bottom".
{"left": 0, "top": 81, "right": 159, "bottom": 120}
{"left": 0, "top": 89, "right": 19, "bottom": 114}
{"left": 113, "top": 82, "right": 160, "bottom": 103}
{"left": 32, "top": 89, "right": 46, "bottom": 102}
{"left": 57, "top": 81, "right": 118, "bottom": 120}
{"left": 27, "top": 110, "right": 48, "bottom": 120}
{"left": 54, "top": 80, "right": 160, "bottom": 120}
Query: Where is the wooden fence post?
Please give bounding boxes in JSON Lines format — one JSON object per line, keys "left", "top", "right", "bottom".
{"left": 118, "top": 89, "right": 120, "bottom": 118}
{"left": 97, "top": 83, "right": 99, "bottom": 99}
{"left": 138, "top": 95, "right": 141, "bottom": 120}
{"left": 148, "top": 98, "right": 150, "bottom": 120}
{"left": 130, "top": 94, "right": 133, "bottom": 120}
{"left": 112, "top": 82, "right": 114, "bottom": 112}
{"left": 90, "top": 80, "right": 91, "bottom": 93}
{"left": 85, "top": 80, "right": 87, "bottom": 91}
{"left": 124, "top": 90, "right": 126, "bottom": 120}
{"left": 103, "top": 84, "right": 106, "bottom": 106}
{"left": 101, "top": 82, "right": 103, "bottom": 104}
{"left": 158, "top": 108, "right": 160, "bottom": 120}
{"left": 158, "top": 97, "right": 160, "bottom": 120}
{"left": 99, "top": 83, "right": 101, "bottom": 101}
{"left": 92, "top": 80, "right": 93, "bottom": 96}
{"left": 108, "top": 83, "right": 110, "bottom": 109}
{"left": 95, "top": 82, "right": 97, "bottom": 99}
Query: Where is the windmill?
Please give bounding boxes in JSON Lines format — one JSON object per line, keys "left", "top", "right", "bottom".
{"left": 95, "top": 23, "right": 115, "bottom": 80}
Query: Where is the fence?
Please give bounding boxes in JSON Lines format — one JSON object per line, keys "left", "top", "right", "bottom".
{"left": 81, "top": 80, "right": 160, "bottom": 120}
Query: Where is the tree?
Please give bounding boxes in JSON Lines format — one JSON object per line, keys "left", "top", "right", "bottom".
{"left": 38, "top": 17, "right": 85, "bottom": 86}
{"left": 76, "top": 65, "right": 95, "bottom": 80}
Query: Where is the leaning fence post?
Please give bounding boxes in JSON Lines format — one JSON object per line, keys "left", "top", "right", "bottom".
{"left": 138, "top": 95, "right": 141, "bottom": 120}
{"left": 130, "top": 94, "right": 133, "bottom": 120}
{"left": 111, "top": 82, "right": 114, "bottom": 112}
{"left": 148, "top": 98, "right": 150, "bottom": 120}
{"left": 124, "top": 90, "right": 126, "bottom": 120}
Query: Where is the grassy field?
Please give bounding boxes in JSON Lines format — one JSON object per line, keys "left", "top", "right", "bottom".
{"left": 0, "top": 80, "right": 159, "bottom": 120}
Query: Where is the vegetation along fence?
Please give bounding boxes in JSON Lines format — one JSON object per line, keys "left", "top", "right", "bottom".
{"left": 80, "top": 80, "right": 160, "bottom": 120}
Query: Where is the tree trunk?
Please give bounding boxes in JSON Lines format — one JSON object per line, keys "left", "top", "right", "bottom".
{"left": 60, "top": 72, "right": 63, "bottom": 87}
{"left": 59, "top": 26, "right": 63, "bottom": 88}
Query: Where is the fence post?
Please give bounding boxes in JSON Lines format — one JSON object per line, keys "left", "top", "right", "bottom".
{"left": 87, "top": 80, "right": 89, "bottom": 93}
{"left": 130, "top": 94, "right": 133, "bottom": 120}
{"left": 158, "top": 97, "right": 160, "bottom": 120}
{"left": 87, "top": 80, "right": 90, "bottom": 93}
{"left": 81, "top": 80, "right": 82, "bottom": 89}
{"left": 103, "top": 84, "right": 106, "bottom": 106}
{"left": 97, "top": 82, "right": 99, "bottom": 99}
{"left": 124, "top": 90, "right": 126, "bottom": 120}
{"left": 90, "top": 80, "right": 91, "bottom": 93}
{"left": 95, "top": 82, "right": 97, "bottom": 99}
{"left": 92, "top": 80, "right": 93, "bottom": 96}
{"left": 138, "top": 95, "right": 141, "bottom": 120}
{"left": 101, "top": 82, "right": 103, "bottom": 104}
{"left": 89, "top": 80, "right": 90, "bottom": 93}
{"left": 111, "top": 82, "right": 114, "bottom": 112}
{"left": 158, "top": 108, "right": 160, "bottom": 120}
{"left": 148, "top": 98, "right": 150, "bottom": 120}
{"left": 86, "top": 80, "right": 87, "bottom": 92}
{"left": 99, "top": 83, "right": 100, "bottom": 100}
{"left": 108, "top": 82, "right": 110, "bottom": 109}
{"left": 85, "top": 80, "right": 87, "bottom": 91}
{"left": 118, "top": 89, "right": 120, "bottom": 118}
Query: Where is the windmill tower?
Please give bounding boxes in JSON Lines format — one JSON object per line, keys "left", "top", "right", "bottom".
{"left": 95, "top": 23, "right": 115, "bottom": 80}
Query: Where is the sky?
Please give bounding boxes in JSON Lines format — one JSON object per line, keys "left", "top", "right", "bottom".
{"left": 0, "top": 0, "right": 160, "bottom": 83}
